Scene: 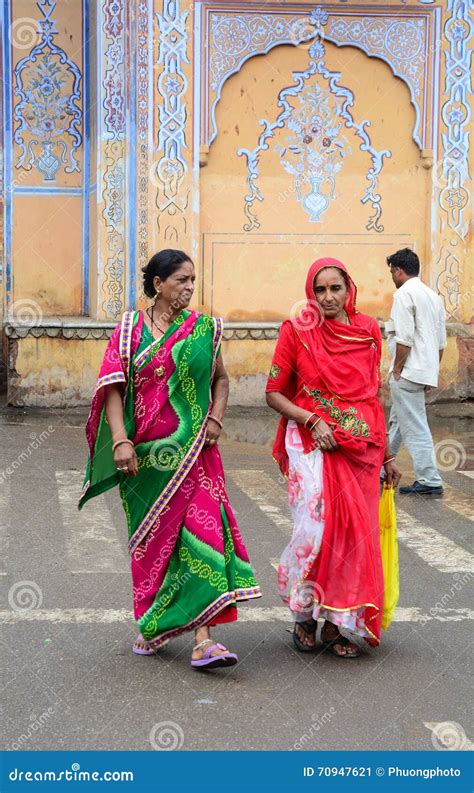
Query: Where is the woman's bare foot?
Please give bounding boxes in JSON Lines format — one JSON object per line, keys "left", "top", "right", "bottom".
{"left": 191, "top": 627, "right": 235, "bottom": 661}
{"left": 321, "top": 621, "right": 360, "bottom": 658}
{"left": 132, "top": 633, "right": 156, "bottom": 655}
{"left": 293, "top": 619, "right": 318, "bottom": 651}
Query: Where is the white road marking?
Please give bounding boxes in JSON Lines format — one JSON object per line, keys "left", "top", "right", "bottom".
{"left": 0, "top": 606, "right": 472, "bottom": 625}
{"left": 0, "top": 479, "right": 9, "bottom": 575}
{"left": 230, "top": 468, "right": 474, "bottom": 575}
{"left": 228, "top": 469, "right": 292, "bottom": 532}
{"left": 56, "top": 471, "right": 128, "bottom": 574}
{"left": 442, "top": 485, "right": 474, "bottom": 522}
{"left": 424, "top": 722, "right": 474, "bottom": 751}
{"left": 458, "top": 471, "right": 474, "bottom": 480}
{"left": 397, "top": 509, "right": 474, "bottom": 574}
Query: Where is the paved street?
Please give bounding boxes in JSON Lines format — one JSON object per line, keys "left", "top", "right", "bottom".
{"left": 1, "top": 404, "right": 473, "bottom": 752}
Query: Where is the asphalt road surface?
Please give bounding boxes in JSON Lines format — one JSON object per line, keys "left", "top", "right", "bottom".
{"left": 1, "top": 404, "right": 473, "bottom": 752}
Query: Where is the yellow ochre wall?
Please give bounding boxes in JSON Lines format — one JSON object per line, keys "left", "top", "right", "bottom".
{"left": 1, "top": 0, "right": 472, "bottom": 406}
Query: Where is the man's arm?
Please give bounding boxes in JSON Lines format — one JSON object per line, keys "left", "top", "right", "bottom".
{"left": 393, "top": 343, "right": 411, "bottom": 380}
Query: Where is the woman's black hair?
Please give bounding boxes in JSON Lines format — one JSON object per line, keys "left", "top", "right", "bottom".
{"left": 142, "top": 249, "right": 192, "bottom": 298}
{"left": 315, "top": 266, "right": 350, "bottom": 289}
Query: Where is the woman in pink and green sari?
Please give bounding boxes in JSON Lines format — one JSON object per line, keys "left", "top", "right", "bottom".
{"left": 79, "top": 249, "right": 261, "bottom": 668}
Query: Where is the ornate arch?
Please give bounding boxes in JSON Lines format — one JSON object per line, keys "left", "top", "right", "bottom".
{"left": 195, "top": 2, "right": 441, "bottom": 154}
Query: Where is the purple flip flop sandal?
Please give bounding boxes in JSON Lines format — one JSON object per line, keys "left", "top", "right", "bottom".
{"left": 132, "top": 635, "right": 169, "bottom": 656}
{"left": 191, "top": 639, "right": 238, "bottom": 669}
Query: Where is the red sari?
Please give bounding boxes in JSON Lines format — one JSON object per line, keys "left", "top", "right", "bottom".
{"left": 266, "top": 258, "right": 385, "bottom": 645}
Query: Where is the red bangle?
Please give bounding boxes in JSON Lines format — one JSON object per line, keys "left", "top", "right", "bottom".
{"left": 305, "top": 413, "right": 322, "bottom": 431}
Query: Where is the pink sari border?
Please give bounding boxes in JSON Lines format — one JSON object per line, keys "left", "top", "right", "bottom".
{"left": 119, "top": 311, "right": 134, "bottom": 373}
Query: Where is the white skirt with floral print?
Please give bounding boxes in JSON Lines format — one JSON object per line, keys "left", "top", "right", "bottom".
{"left": 277, "top": 421, "right": 370, "bottom": 638}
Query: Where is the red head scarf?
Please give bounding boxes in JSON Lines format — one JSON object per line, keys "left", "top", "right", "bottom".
{"left": 291, "top": 257, "right": 379, "bottom": 402}
{"left": 303, "top": 257, "right": 357, "bottom": 319}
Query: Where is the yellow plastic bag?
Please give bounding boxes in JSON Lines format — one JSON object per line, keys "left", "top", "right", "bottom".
{"left": 379, "top": 485, "right": 399, "bottom": 630}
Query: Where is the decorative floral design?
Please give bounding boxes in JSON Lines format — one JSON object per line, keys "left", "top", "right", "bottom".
{"left": 277, "top": 563, "right": 289, "bottom": 592}
{"left": 100, "top": 0, "right": 126, "bottom": 319}
{"left": 288, "top": 466, "right": 304, "bottom": 506}
{"left": 13, "top": 0, "right": 82, "bottom": 181}
{"left": 295, "top": 540, "right": 314, "bottom": 570}
{"left": 308, "top": 491, "right": 324, "bottom": 522}
{"left": 154, "top": 0, "right": 190, "bottom": 242}
{"left": 269, "top": 363, "right": 281, "bottom": 379}
{"left": 205, "top": 5, "right": 435, "bottom": 154}
{"left": 328, "top": 15, "right": 427, "bottom": 148}
{"left": 305, "top": 387, "right": 370, "bottom": 438}
{"left": 136, "top": 1, "right": 152, "bottom": 280}
{"left": 439, "top": 0, "right": 472, "bottom": 241}
{"left": 275, "top": 82, "right": 351, "bottom": 221}
{"left": 238, "top": 22, "right": 390, "bottom": 232}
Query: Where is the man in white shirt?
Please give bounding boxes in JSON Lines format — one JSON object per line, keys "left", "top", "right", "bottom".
{"left": 385, "top": 248, "right": 447, "bottom": 495}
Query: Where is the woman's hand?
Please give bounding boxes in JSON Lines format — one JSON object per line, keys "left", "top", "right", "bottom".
{"left": 114, "top": 443, "right": 138, "bottom": 476}
{"left": 204, "top": 417, "right": 222, "bottom": 447}
{"left": 311, "top": 418, "right": 338, "bottom": 451}
{"left": 383, "top": 460, "right": 401, "bottom": 488}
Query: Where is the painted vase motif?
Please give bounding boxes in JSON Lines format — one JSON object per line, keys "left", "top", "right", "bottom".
{"left": 297, "top": 174, "right": 335, "bottom": 222}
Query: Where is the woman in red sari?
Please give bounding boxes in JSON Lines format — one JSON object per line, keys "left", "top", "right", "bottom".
{"left": 266, "top": 258, "right": 400, "bottom": 657}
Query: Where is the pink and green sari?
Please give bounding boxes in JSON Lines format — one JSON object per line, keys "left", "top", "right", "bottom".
{"left": 79, "top": 309, "right": 261, "bottom": 649}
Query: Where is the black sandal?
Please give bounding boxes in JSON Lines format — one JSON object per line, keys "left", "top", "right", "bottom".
{"left": 321, "top": 629, "right": 360, "bottom": 659}
{"left": 292, "top": 619, "right": 318, "bottom": 652}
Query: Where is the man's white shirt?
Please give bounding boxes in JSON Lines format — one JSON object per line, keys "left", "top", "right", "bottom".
{"left": 386, "top": 276, "right": 447, "bottom": 387}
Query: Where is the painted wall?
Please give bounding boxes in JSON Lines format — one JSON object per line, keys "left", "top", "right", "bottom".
{"left": 1, "top": 0, "right": 472, "bottom": 406}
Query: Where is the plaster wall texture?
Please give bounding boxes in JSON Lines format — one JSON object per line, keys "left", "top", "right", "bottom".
{"left": 1, "top": 0, "right": 472, "bottom": 405}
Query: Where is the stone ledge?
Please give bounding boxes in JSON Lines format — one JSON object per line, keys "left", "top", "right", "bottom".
{"left": 3, "top": 317, "right": 471, "bottom": 341}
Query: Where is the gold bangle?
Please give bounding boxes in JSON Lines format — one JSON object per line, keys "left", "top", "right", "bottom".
{"left": 383, "top": 456, "right": 395, "bottom": 465}
{"left": 112, "top": 438, "right": 134, "bottom": 452}
{"left": 304, "top": 412, "right": 317, "bottom": 429}
{"left": 209, "top": 414, "right": 223, "bottom": 429}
